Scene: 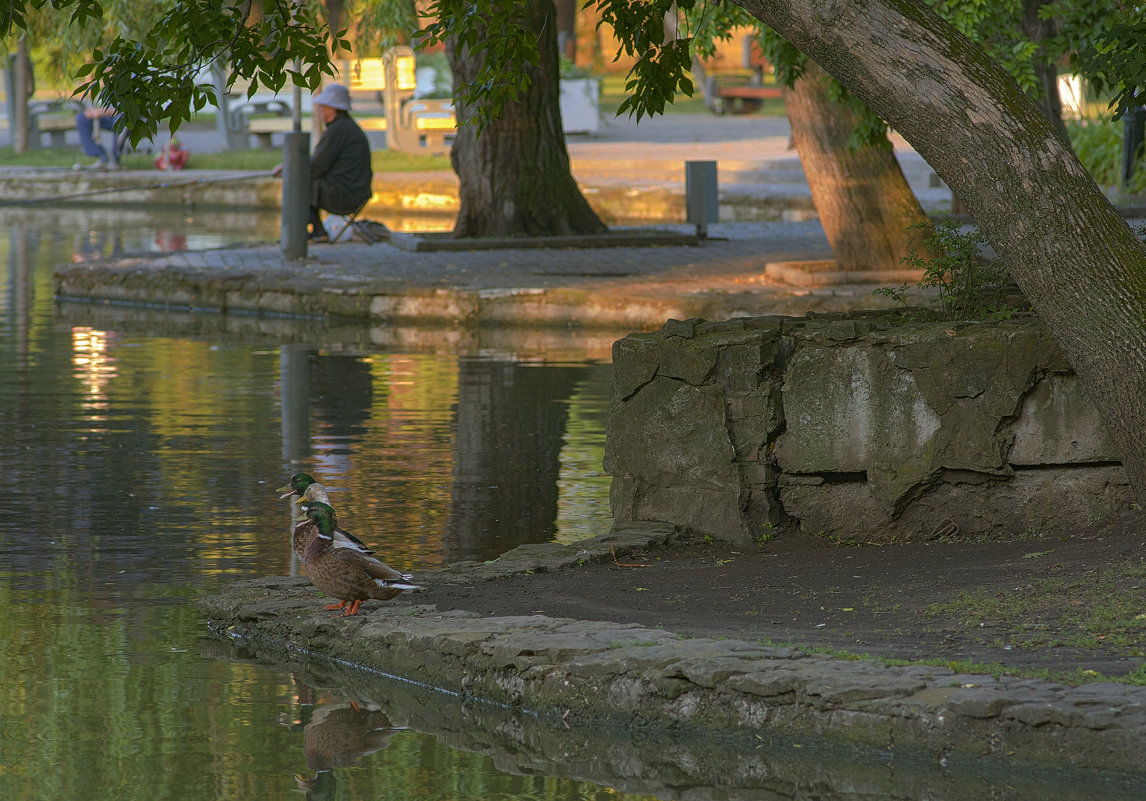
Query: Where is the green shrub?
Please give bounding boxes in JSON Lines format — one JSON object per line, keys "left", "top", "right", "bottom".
{"left": 1067, "top": 119, "right": 1146, "bottom": 195}
{"left": 874, "top": 218, "right": 1014, "bottom": 321}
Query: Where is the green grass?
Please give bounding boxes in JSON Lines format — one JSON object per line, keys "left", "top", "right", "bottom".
{"left": 0, "top": 144, "right": 451, "bottom": 173}
{"left": 923, "top": 563, "right": 1146, "bottom": 651}
{"left": 752, "top": 638, "right": 1146, "bottom": 687}
{"left": 597, "top": 73, "right": 786, "bottom": 118}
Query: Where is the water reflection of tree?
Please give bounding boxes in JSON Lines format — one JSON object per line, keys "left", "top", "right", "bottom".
{"left": 445, "top": 359, "right": 581, "bottom": 563}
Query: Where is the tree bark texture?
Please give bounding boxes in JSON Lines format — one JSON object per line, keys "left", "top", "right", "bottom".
{"left": 447, "top": 2, "right": 606, "bottom": 238}
{"left": 733, "top": 0, "right": 1146, "bottom": 498}
{"left": 783, "top": 61, "right": 931, "bottom": 272}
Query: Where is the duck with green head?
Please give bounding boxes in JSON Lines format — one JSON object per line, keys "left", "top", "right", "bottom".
{"left": 276, "top": 472, "right": 331, "bottom": 507}
{"left": 293, "top": 500, "right": 373, "bottom": 560}
{"left": 300, "top": 503, "right": 422, "bottom": 616}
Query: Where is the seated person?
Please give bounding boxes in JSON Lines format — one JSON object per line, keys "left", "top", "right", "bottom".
{"left": 75, "top": 106, "right": 125, "bottom": 170}
{"left": 272, "top": 84, "right": 373, "bottom": 242}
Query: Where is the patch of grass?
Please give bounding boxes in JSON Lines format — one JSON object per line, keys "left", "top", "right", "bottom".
{"left": 753, "top": 640, "right": 1146, "bottom": 686}
{"left": 597, "top": 72, "right": 786, "bottom": 118}
{"left": 923, "top": 563, "right": 1146, "bottom": 651}
{"left": 0, "top": 144, "right": 450, "bottom": 173}
{"left": 606, "top": 639, "right": 660, "bottom": 649}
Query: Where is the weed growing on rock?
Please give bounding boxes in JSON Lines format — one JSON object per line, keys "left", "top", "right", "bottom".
{"left": 874, "top": 217, "right": 1015, "bottom": 321}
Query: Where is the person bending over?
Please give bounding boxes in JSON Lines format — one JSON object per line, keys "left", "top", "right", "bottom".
{"left": 273, "top": 84, "right": 373, "bottom": 242}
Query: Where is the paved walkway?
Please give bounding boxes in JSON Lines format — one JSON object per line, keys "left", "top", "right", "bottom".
{"left": 30, "top": 111, "right": 950, "bottom": 328}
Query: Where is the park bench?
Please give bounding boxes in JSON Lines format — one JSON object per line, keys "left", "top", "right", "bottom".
{"left": 28, "top": 99, "right": 82, "bottom": 148}
{"left": 241, "top": 50, "right": 456, "bottom": 154}
{"left": 703, "top": 36, "right": 782, "bottom": 115}
{"left": 246, "top": 115, "right": 390, "bottom": 149}
{"left": 375, "top": 47, "right": 457, "bottom": 156}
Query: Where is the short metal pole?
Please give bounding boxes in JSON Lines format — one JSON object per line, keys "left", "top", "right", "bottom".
{"left": 685, "top": 160, "right": 719, "bottom": 239}
{"left": 281, "top": 131, "right": 310, "bottom": 259}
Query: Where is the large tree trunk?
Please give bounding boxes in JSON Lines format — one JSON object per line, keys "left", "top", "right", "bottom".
{"left": 733, "top": 0, "right": 1146, "bottom": 499}
{"left": 784, "top": 61, "right": 930, "bottom": 271}
{"left": 447, "top": 1, "right": 606, "bottom": 238}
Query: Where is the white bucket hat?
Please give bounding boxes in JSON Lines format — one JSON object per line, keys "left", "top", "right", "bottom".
{"left": 313, "top": 84, "right": 351, "bottom": 111}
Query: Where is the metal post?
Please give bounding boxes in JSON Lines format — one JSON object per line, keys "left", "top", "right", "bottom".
{"left": 280, "top": 344, "right": 312, "bottom": 575}
{"left": 281, "top": 131, "right": 311, "bottom": 259}
{"left": 685, "top": 160, "right": 719, "bottom": 239}
{"left": 1122, "top": 105, "right": 1145, "bottom": 191}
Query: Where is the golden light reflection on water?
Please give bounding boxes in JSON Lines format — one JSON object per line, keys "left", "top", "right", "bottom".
{"left": 71, "top": 326, "right": 117, "bottom": 416}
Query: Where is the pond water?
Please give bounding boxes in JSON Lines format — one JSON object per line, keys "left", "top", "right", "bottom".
{"left": 2, "top": 207, "right": 1138, "bottom": 801}
{"left": 0, "top": 207, "right": 632, "bottom": 801}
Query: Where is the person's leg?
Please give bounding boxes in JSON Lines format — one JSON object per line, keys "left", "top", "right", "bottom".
{"left": 308, "top": 183, "right": 329, "bottom": 240}
{"left": 101, "top": 114, "right": 127, "bottom": 162}
{"left": 75, "top": 111, "right": 108, "bottom": 160}
{"left": 308, "top": 205, "right": 328, "bottom": 240}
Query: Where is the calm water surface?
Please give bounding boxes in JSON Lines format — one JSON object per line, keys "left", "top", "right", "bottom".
{"left": 0, "top": 207, "right": 633, "bottom": 801}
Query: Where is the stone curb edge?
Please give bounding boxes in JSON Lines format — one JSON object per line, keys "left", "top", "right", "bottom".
{"left": 199, "top": 526, "right": 1146, "bottom": 777}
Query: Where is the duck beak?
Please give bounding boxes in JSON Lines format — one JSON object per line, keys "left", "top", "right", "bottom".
{"left": 276, "top": 486, "right": 294, "bottom": 498}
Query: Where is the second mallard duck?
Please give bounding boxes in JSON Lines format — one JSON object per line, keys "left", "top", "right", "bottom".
{"left": 292, "top": 500, "right": 374, "bottom": 561}
{"left": 300, "top": 503, "right": 422, "bottom": 616}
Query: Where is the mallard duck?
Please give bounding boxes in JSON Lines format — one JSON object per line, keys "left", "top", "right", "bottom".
{"left": 293, "top": 500, "right": 373, "bottom": 560}
{"left": 276, "top": 472, "right": 331, "bottom": 507}
{"left": 301, "top": 503, "right": 422, "bottom": 616}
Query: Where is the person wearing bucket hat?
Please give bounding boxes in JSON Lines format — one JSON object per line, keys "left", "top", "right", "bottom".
{"left": 272, "top": 83, "right": 372, "bottom": 242}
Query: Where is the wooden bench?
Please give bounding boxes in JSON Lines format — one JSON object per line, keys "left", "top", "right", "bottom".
{"left": 704, "top": 76, "right": 782, "bottom": 115}
{"left": 703, "top": 36, "right": 782, "bottom": 116}
{"left": 370, "top": 48, "right": 458, "bottom": 156}
{"left": 247, "top": 115, "right": 390, "bottom": 149}
{"left": 27, "top": 100, "right": 83, "bottom": 148}
{"left": 33, "top": 114, "right": 76, "bottom": 147}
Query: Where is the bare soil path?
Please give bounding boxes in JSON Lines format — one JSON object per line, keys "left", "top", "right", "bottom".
{"left": 418, "top": 511, "right": 1146, "bottom": 680}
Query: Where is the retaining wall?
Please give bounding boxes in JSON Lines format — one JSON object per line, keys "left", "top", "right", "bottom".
{"left": 606, "top": 313, "right": 1133, "bottom": 544}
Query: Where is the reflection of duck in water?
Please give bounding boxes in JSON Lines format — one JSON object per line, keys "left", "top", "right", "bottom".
{"left": 295, "top": 700, "right": 403, "bottom": 801}
{"left": 301, "top": 503, "right": 422, "bottom": 616}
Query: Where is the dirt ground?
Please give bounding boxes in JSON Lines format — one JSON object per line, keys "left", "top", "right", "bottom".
{"left": 419, "top": 510, "right": 1146, "bottom": 680}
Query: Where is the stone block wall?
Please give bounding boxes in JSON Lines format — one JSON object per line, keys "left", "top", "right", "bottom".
{"left": 605, "top": 313, "right": 1132, "bottom": 544}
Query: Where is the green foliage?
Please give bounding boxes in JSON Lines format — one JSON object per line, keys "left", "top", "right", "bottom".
{"left": 1077, "top": 18, "right": 1146, "bottom": 120}
{"left": 419, "top": 0, "right": 541, "bottom": 131}
{"left": 874, "top": 218, "right": 1014, "bottom": 321}
{"left": 8, "top": 0, "right": 345, "bottom": 145}
{"left": 1068, "top": 119, "right": 1146, "bottom": 193}
{"left": 349, "top": 0, "right": 422, "bottom": 55}
{"left": 595, "top": 0, "right": 699, "bottom": 120}
{"left": 1048, "top": 2, "right": 1145, "bottom": 120}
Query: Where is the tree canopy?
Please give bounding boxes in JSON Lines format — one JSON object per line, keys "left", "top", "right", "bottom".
{"left": 3, "top": 0, "right": 1141, "bottom": 139}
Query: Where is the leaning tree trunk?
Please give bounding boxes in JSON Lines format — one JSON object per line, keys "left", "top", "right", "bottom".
{"left": 783, "top": 61, "right": 931, "bottom": 271}
{"left": 447, "top": 1, "right": 606, "bottom": 238}
{"left": 733, "top": 0, "right": 1146, "bottom": 499}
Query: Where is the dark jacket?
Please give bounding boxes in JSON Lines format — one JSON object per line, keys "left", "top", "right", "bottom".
{"left": 310, "top": 112, "right": 373, "bottom": 215}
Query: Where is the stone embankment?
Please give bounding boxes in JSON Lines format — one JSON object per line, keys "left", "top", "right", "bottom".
{"left": 200, "top": 525, "right": 1146, "bottom": 780}
{"left": 607, "top": 313, "right": 1132, "bottom": 544}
